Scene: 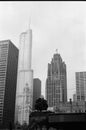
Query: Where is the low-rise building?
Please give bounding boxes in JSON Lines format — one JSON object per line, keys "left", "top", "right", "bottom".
{"left": 52, "top": 101, "right": 86, "bottom": 113}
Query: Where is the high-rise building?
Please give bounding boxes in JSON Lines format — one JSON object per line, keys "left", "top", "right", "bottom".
{"left": 73, "top": 93, "right": 77, "bottom": 102}
{"left": 0, "top": 40, "right": 18, "bottom": 128}
{"left": 33, "top": 78, "right": 41, "bottom": 110}
{"left": 15, "top": 25, "right": 33, "bottom": 125}
{"left": 76, "top": 72, "right": 86, "bottom": 101}
{"left": 46, "top": 51, "right": 67, "bottom": 107}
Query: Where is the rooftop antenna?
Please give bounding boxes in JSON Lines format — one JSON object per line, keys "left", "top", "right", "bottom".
{"left": 56, "top": 49, "right": 58, "bottom": 53}
{"left": 28, "top": 15, "right": 31, "bottom": 29}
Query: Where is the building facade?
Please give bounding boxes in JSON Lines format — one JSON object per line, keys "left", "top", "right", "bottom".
{"left": 73, "top": 93, "right": 77, "bottom": 102}
{"left": 76, "top": 72, "right": 86, "bottom": 101}
{"left": 15, "top": 26, "right": 33, "bottom": 125}
{"left": 0, "top": 40, "right": 19, "bottom": 128}
{"left": 54, "top": 101, "right": 86, "bottom": 113}
{"left": 33, "top": 78, "right": 41, "bottom": 110}
{"left": 29, "top": 111, "right": 86, "bottom": 130}
{"left": 46, "top": 51, "right": 67, "bottom": 107}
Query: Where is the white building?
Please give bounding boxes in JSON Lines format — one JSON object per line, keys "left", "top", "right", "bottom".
{"left": 15, "top": 26, "right": 33, "bottom": 125}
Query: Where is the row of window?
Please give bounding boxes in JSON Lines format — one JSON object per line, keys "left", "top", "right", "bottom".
{"left": 0, "top": 51, "right": 7, "bottom": 54}
{"left": 0, "top": 80, "right": 5, "bottom": 82}
{"left": 0, "top": 65, "right": 6, "bottom": 68}
{"left": 0, "top": 100, "right": 3, "bottom": 105}
{"left": 0, "top": 97, "right": 4, "bottom": 100}
{"left": 0, "top": 70, "right": 6, "bottom": 72}
{"left": 0, "top": 47, "right": 8, "bottom": 50}
{"left": 0, "top": 62, "right": 6, "bottom": 67}
{"left": 0, "top": 64, "right": 7, "bottom": 67}
{"left": 0, "top": 43, "right": 8, "bottom": 46}
{"left": 0, "top": 92, "right": 4, "bottom": 95}
{"left": 0, "top": 92, "right": 4, "bottom": 94}
{"left": 0, "top": 58, "right": 7, "bottom": 61}
{"left": 0, "top": 90, "right": 4, "bottom": 92}
{"left": 0, "top": 107, "right": 3, "bottom": 110}
{"left": 0, "top": 60, "right": 7, "bottom": 63}
{"left": 0, "top": 76, "right": 5, "bottom": 78}
{"left": 0, "top": 83, "right": 5, "bottom": 86}
{"left": 0, "top": 52, "right": 8, "bottom": 56}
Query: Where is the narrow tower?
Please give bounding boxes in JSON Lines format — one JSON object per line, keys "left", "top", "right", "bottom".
{"left": 15, "top": 23, "right": 33, "bottom": 125}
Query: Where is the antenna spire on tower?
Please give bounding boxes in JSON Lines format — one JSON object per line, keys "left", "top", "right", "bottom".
{"left": 28, "top": 16, "right": 31, "bottom": 29}
{"left": 56, "top": 49, "right": 58, "bottom": 53}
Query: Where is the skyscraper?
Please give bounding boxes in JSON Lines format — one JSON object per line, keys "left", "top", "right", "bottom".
{"left": 73, "top": 93, "right": 77, "bottom": 102}
{"left": 76, "top": 72, "right": 86, "bottom": 101}
{"left": 46, "top": 51, "right": 67, "bottom": 107}
{"left": 15, "top": 25, "right": 33, "bottom": 125}
{"left": 33, "top": 78, "right": 41, "bottom": 110}
{"left": 0, "top": 40, "right": 18, "bottom": 128}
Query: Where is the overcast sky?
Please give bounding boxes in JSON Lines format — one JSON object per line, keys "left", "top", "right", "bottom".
{"left": 0, "top": 1, "right": 86, "bottom": 100}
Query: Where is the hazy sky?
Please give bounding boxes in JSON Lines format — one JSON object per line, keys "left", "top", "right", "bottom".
{"left": 0, "top": 1, "right": 86, "bottom": 100}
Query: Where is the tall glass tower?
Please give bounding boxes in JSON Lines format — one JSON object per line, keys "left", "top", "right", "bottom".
{"left": 76, "top": 72, "right": 86, "bottom": 102}
{"left": 15, "top": 26, "right": 33, "bottom": 125}
{"left": 0, "top": 40, "right": 18, "bottom": 128}
{"left": 46, "top": 51, "right": 67, "bottom": 108}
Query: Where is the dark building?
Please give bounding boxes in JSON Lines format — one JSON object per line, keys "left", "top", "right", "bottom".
{"left": 29, "top": 111, "right": 86, "bottom": 130}
{"left": 46, "top": 51, "right": 67, "bottom": 108}
{"left": 33, "top": 78, "right": 41, "bottom": 110}
{"left": 0, "top": 40, "right": 19, "bottom": 128}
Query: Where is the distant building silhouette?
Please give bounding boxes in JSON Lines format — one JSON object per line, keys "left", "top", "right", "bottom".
{"left": 33, "top": 78, "right": 41, "bottom": 110}
{"left": 46, "top": 51, "right": 67, "bottom": 108}
{"left": 0, "top": 40, "right": 19, "bottom": 128}
{"left": 76, "top": 72, "right": 86, "bottom": 101}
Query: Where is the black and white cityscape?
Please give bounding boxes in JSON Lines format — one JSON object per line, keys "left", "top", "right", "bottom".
{"left": 0, "top": 1, "right": 86, "bottom": 130}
